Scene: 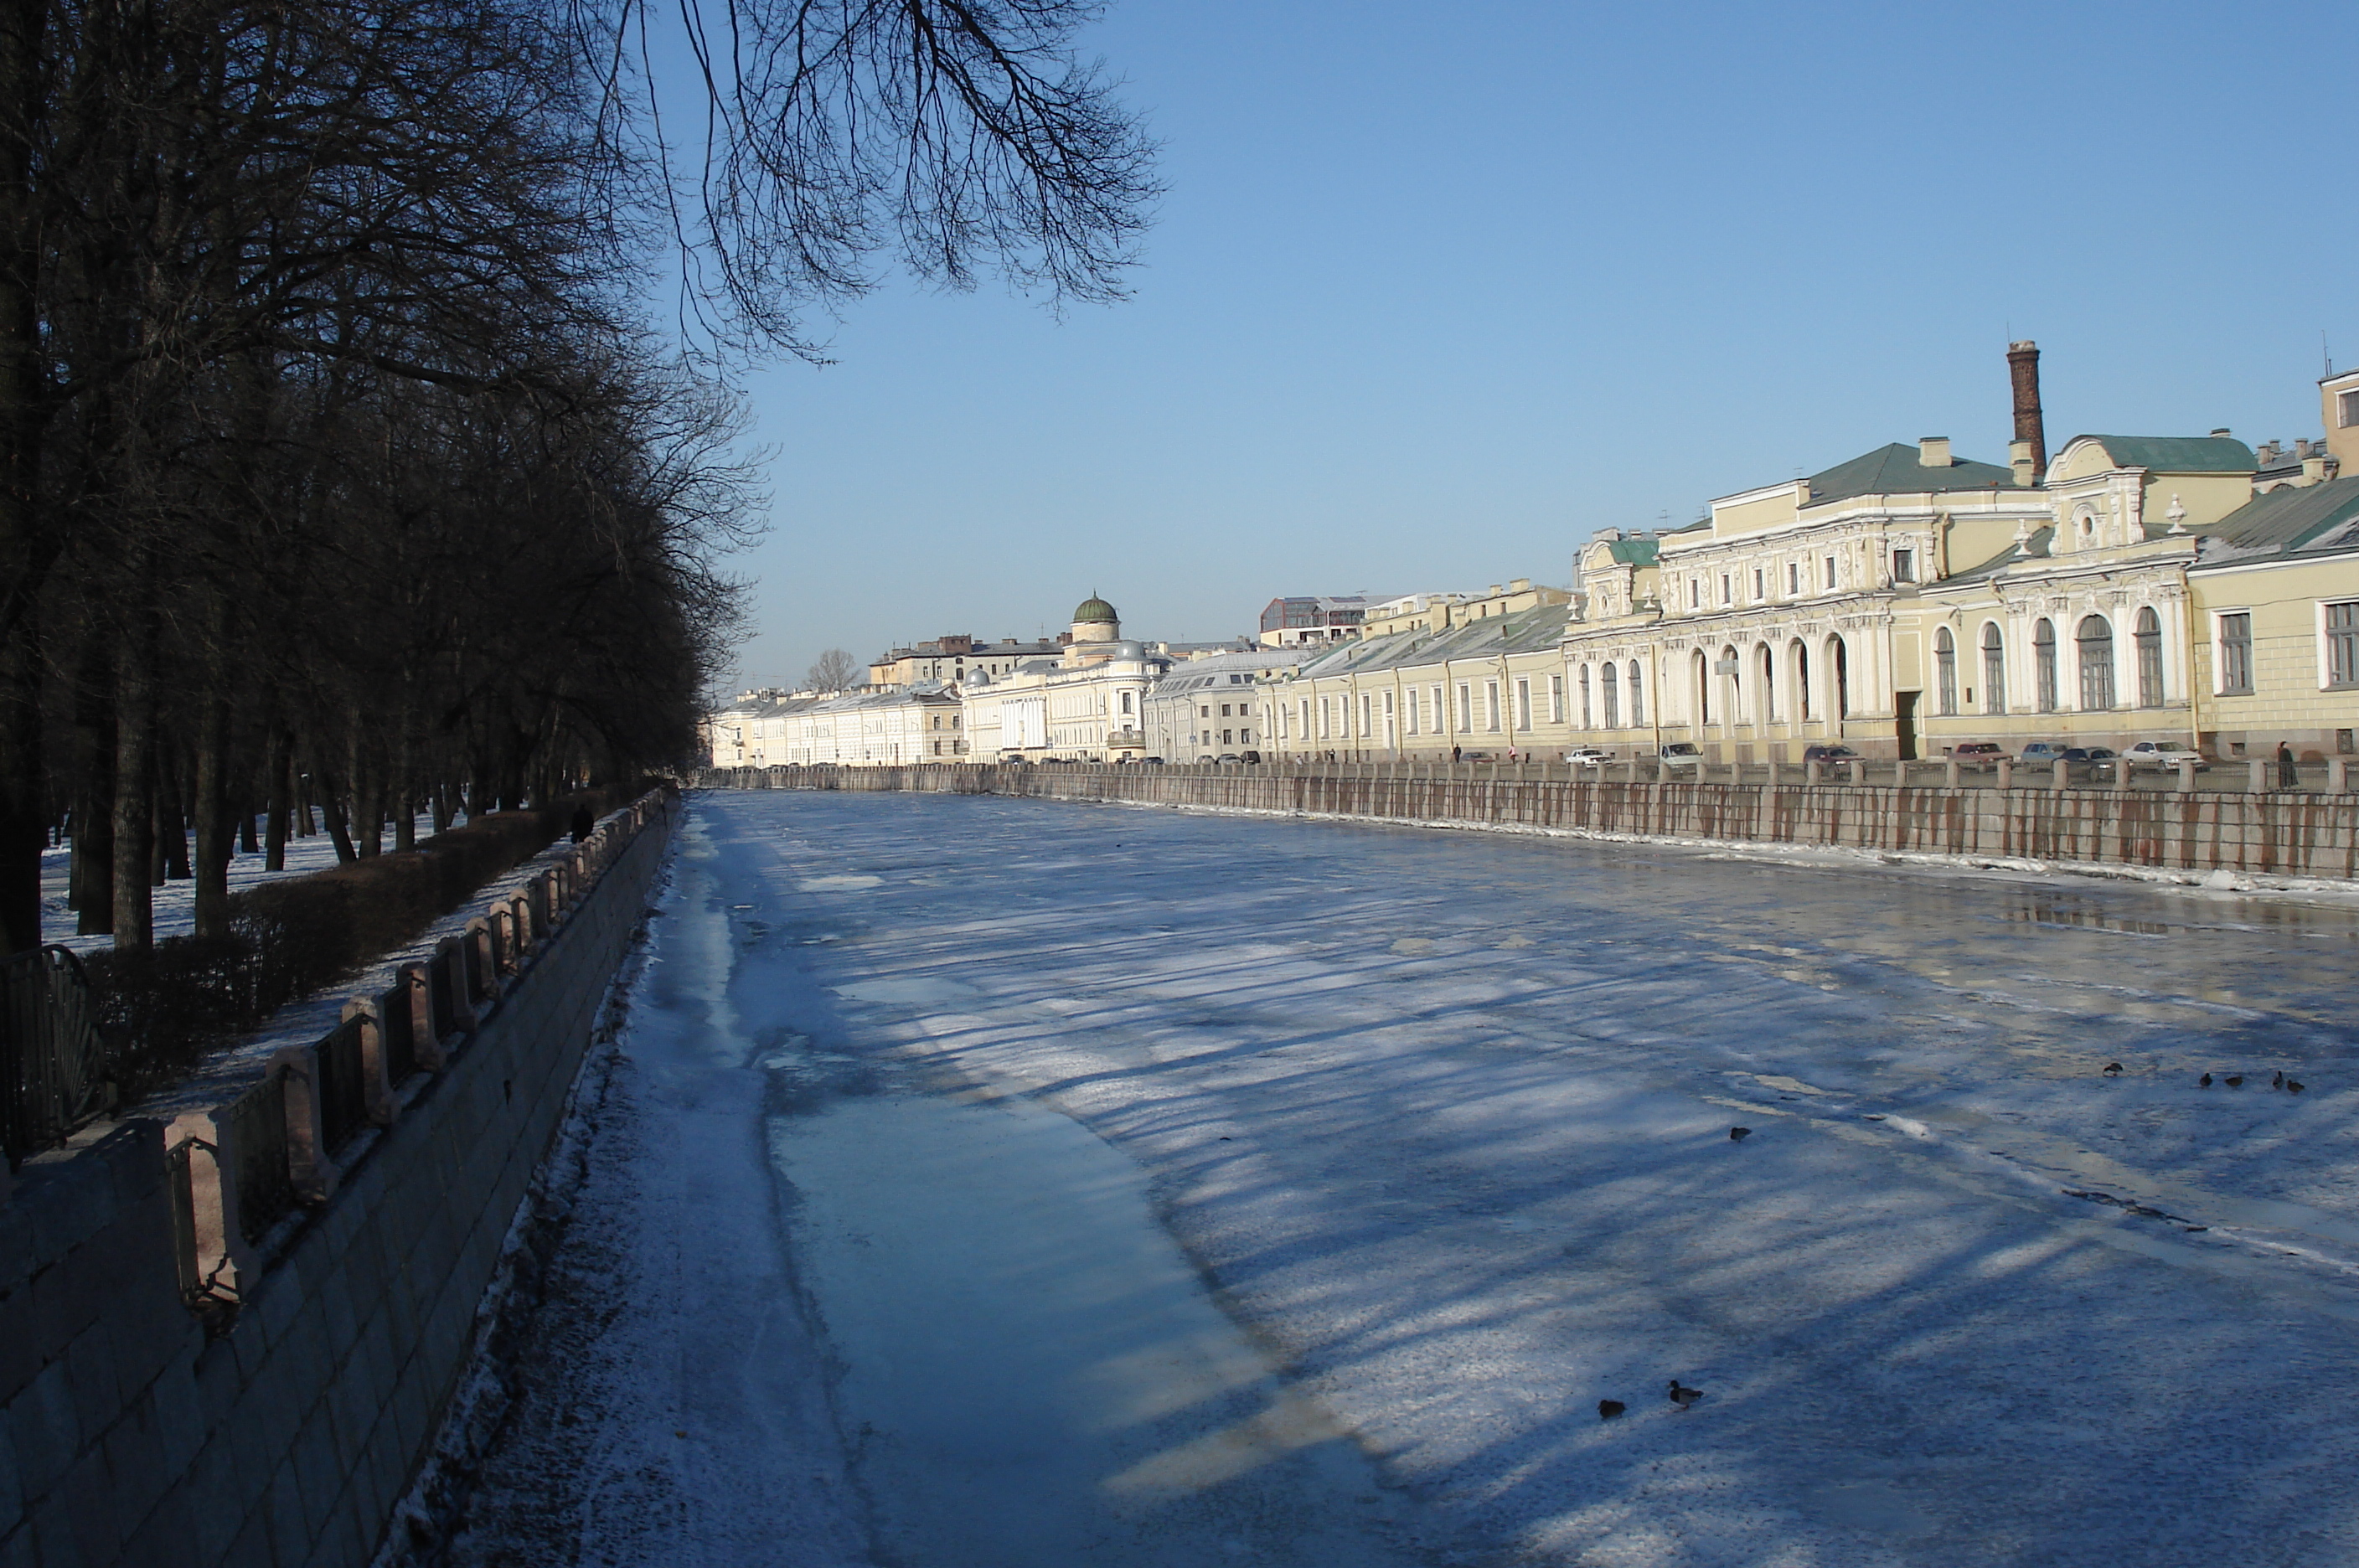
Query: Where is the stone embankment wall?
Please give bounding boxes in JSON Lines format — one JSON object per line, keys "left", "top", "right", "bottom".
{"left": 0, "top": 791, "right": 674, "bottom": 1568}
{"left": 708, "top": 763, "right": 2359, "bottom": 882}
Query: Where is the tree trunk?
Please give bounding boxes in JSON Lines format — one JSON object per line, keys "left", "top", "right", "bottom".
{"left": 192, "top": 687, "right": 232, "bottom": 938}
{"left": 264, "top": 724, "right": 291, "bottom": 870}
{"left": 315, "top": 762, "right": 357, "bottom": 864}
{"left": 157, "top": 751, "right": 190, "bottom": 880}
{"left": 110, "top": 640, "right": 156, "bottom": 949}
{"left": 71, "top": 638, "right": 115, "bottom": 934}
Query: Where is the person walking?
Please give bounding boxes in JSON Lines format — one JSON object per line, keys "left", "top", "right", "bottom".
{"left": 2277, "top": 740, "right": 2300, "bottom": 790}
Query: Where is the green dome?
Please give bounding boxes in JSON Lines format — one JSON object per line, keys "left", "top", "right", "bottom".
{"left": 1071, "top": 596, "right": 1119, "bottom": 625}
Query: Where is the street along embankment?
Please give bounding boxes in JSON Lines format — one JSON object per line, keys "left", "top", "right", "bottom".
{"left": 704, "top": 761, "right": 2359, "bottom": 883}
{"left": 0, "top": 789, "right": 674, "bottom": 1568}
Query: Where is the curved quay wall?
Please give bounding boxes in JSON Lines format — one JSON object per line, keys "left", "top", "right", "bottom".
{"left": 0, "top": 788, "right": 675, "bottom": 1568}
{"left": 707, "top": 762, "right": 2359, "bottom": 883}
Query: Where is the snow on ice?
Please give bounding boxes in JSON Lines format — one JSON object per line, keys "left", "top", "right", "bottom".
{"left": 426, "top": 789, "right": 2359, "bottom": 1567}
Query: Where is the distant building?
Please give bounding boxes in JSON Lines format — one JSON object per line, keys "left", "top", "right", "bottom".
{"left": 703, "top": 686, "right": 963, "bottom": 766}
{"left": 961, "top": 597, "right": 1169, "bottom": 762}
{"left": 1257, "top": 596, "right": 1371, "bottom": 647}
{"left": 1142, "top": 648, "right": 1305, "bottom": 760}
{"left": 870, "top": 633, "right": 1063, "bottom": 690}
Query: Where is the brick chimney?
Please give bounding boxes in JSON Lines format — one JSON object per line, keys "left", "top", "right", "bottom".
{"left": 1918, "top": 436, "right": 1951, "bottom": 467}
{"left": 2008, "top": 340, "right": 2046, "bottom": 484}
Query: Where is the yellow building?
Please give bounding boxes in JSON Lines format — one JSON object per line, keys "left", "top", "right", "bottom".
{"left": 2185, "top": 474, "right": 2359, "bottom": 761}
{"left": 1265, "top": 595, "right": 1575, "bottom": 761}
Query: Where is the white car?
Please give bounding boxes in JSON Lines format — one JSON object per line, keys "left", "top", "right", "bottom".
{"left": 1563, "top": 747, "right": 1615, "bottom": 767}
{"left": 1657, "top": 743, "right": 1705, "bottom": 771}
{"left": 2121, "top": 740, "right": 2210, "bottom": 771}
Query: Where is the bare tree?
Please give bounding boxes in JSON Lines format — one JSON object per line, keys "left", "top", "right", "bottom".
{"left": 805, "top": 649, "right": 862, "bottom": 693}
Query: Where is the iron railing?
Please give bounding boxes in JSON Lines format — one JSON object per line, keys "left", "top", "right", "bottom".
{"left": 0, "top": 943, "right": 115, "bottom": 1167}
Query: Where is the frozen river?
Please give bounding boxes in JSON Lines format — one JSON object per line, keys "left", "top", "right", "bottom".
{"left": 439, "top": 789, "right": 2359, "bottom": 1567}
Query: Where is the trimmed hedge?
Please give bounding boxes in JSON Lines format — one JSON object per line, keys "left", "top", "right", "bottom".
{"left": 88, "top": 784, "right": 647, "bottom": 1098}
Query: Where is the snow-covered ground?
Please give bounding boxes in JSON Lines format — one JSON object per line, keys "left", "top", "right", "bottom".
{"left": 437, "top": 789, "right": 2359, "bottom": 1566}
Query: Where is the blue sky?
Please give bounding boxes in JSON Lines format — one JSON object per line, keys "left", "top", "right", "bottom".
{"left": 720, "top": 0, "right": 2359, "bottom": 689}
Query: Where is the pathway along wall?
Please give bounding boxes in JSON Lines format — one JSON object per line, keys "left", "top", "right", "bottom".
{"left": 705, "top": 763, "right": 2359, "bottom": 882}
{"left": 0, "top": 789, "right": 675, "bottom": 1568}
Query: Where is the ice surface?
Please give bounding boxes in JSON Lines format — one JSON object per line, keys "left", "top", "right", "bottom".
{"left": 442, "top": 790, "right": 2359, "bottom": 1566}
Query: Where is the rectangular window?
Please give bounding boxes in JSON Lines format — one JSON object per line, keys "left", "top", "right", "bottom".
{"left": 1752, "top": 567, "right": 1765, "bottom": 601}
{"left": 1485, "top": 681, "right": 1501, "bottom": 731}
{"left": 1404, "top": 690, "right": 1418, "bottom": 735}
{"left": 1457, "top": 683, "right": 1472, "bottom": 730}
{"left": 1689, "top": 578, "right": 1701, "bottom": 610}
{"left": 1432, "top": 685, "right": 1444, "bottom": 734}
{"left": 2218, "top": 611, "right": 2254, "bottom": 694}
{"left": 1549, "top": 673, "right": 1565, "bottom": 724}
{"left": 1892, "top": 549, "right": 1914, "bottom": 582}
{"left": 2327, "top": 601, "right": 2359, "bottom": 689}
{"left": 2342, "top": 389, "right": 2359, "bottom": 429}
{"left": 1360, "top": 693, "right": 1372, "bottom": 736}
{"left": 1823, "top": 555, "right": 1837, "bottom": 590}
{"left": 1319, "top": 698, "right": 1331, "bottom": 738}
{"left": 1515, "top": 679, "right": 1531, "bottom": 730}
{"left": 1787, "top": 561, "right": 1800, "bottom": 596}
{"left": 1719, "top": 574, "right": 1732, "bottom": 606}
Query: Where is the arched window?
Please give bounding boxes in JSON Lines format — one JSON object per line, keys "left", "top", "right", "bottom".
{"left": 2078, "top": 615, "right": 2114, "bottom": 710}
{"left": 1830, "top": 636, "right": 1851, "bottom": 720}
{"left": 1758, "top": 643, "right": 1776, "bottom": 723}
{"left": 1627, "top": 662, "right": 1644, "bottom": 726}
{"left": 1981, "top": 623, "right": 2005, "bottom": 714}
{"left": 1578, "top": 665, "right": 1592, "bottom": 729}
{"left": 1792, "top": 640, "right": 1812, "bottom": 721}
{"left": 2135, "top": 607, "right": 2164, "bottom": 708}
{"left": 1934, "top": 627, "right": 1957, "bottom": 716}
{"left": 1693, "top": 650, "right": 1711, "bottom": 725}
{"left": 1720, "top": 645, "right": 1740, "bottom": 725}
{"left": 1602, "top": 663, "right": 1619, "bottom": 728}
{"left": 2035, "top": 619, "right": 2057, "bottom": 713}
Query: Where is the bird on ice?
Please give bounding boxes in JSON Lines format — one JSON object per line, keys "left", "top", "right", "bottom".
{"left": 1598, "top": 1400, "right": 1626, "bottom": 1421}
{"left": 2226, "top": 1075, "right": 2245, "bottom": 1088}
{"left": 2102, "top": 1062, "right": 2124, "bottom": 1077}
{"left": 2199, "top": 1073, "right": 2212, "bottom": 1087}
{"left": 1728, "top": 1127, "right": 1752, "bottom": 1142}
{"left": 1668, "top": 1380, "right": 1703, "bottom": 1411}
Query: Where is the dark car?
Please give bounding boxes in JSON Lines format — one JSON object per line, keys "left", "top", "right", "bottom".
{"left": 1802, "top": 744, "right": 1861, "bottom": 766}
{"left": 1239, "top": 750, "right": 1262, "bottom": 765}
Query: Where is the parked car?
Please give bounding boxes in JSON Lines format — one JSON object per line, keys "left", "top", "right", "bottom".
{"left": 2063, "top": 746, "right": 2123, "bottom": 776}
{"left": 2121, "top": 740, "right": 2211, "bottom": 771}
{"left": 1240, "top": 750, "right": 1262, "bottom": 765}
{"left": 1216, "top": 753, "right": 1241, "bottom": 763}
{"left": 1657, "top": 742, "right": 1704, "bottom": 771}
{"left": 1802, "top": 743, "right": 1861, "bottom": 767}
{"left": 1459, "top": 750, "right": 1496, "bottom": 762}
{"left": 1137, "top": 756, "right": 1166, "bottom": 766}
{"left": 1945, "top": 742, "right": 2010, "bottom": 770}
{"left": 2017, "top": 741, "right": 2068, "bottom": 766}
{"left": 1564, "top": 746, "right": 1615, "bottom": 767}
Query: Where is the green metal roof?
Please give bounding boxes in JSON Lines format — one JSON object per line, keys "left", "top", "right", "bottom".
{"left": 1805, "top": 443, "right": 2016, "bottom": 504}
{"left": 2193, "top": 476, "right": 2359, "bottom": 561}
{"left": 1071, "top": 596, "right": 1119, "bottom": 624}
{"left": 1603, "top": 538, "right": 1660, "bottom": 566}
{"left": 2072, "top": 435, "right": 2255, "bottom": 472}
{"left": 1293, "top": 603, "right": 1574, "bottom": 679}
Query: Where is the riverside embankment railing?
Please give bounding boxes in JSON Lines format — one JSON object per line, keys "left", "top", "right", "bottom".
{"left": 701, "top": 761, "right": 2359, "bottom": 882}
{"left": 162, "top": 786, "right": 676, "bottom": 1308}
{"left": 0, "top": 787, "right": 675, "bottom": 1307}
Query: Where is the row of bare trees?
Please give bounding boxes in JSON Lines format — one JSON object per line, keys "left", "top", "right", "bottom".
{"left": 0, "top": 0, "right": 1157, "bottom": 952}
